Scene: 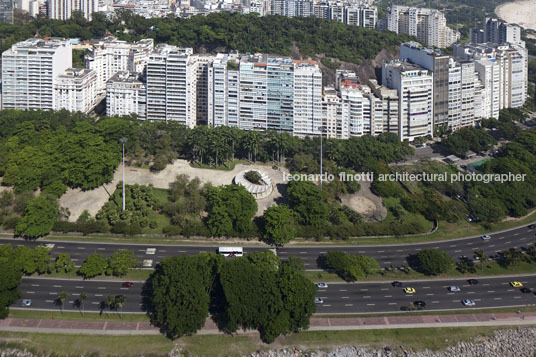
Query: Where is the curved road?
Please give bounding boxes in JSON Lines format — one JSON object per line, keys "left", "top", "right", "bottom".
{"left": 14, "top": 275, "right": 536, "bottom": 314}
{"left": 1, "top": 223, "right": 535, "bottom": 270}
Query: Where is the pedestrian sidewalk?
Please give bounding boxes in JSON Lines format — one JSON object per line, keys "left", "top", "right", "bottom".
{"left": 1, "top": 312, "right": 536, "bottom": 335}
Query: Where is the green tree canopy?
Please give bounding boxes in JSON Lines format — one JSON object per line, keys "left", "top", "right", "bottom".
{"left": 416, "top": 249, "right": 455, "bottom": 275}
{"left": 14, "top": 197, "right": 58, "bottom": 238}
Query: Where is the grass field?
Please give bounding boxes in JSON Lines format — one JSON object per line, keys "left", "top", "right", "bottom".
{"left": 0, "top": 326, "right": 529, "bottom": 356}
{"left": 9, "top": 309, "right": 150, "bottom": 322}
{"left": 32, "top": 268, "right": 153, "bottom": 281}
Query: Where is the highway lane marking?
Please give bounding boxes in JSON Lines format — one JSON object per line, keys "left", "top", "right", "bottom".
{"left": 366, "top": 303, "right": 375, "bottom": 306}
{"left": 120, "top": 288, "right": 128, "bottom": 290}
{"left": 299, "top": 251, "right": 307, "bottom": 254}
{"left": 97, "top": 248, "right": 106, "bottom": 250}
{"left": 77, "top": 247, "right": 86, "bottom": 250}
{"left": 474, "top": 299, "right": 482, "bottom": 301}
{"left": 26, "top": 291, "right": 35, "bottom": 294}
{"left": 447, "top": 293, "right": 454, "bottom": 295}
{"left": 498, "top": 237, "right": 505, "bottom": 240}
{"left": 46, "top": 300, "right": 54, "bottom": 303}
{"left": 396, "top": 250, "right": 404, "bottom": 252}
{"left": 49, "top": 292, "right": 57, "bottom": 295}
{"left": 520, "top": 238, "right": 526, "bottom": 241}
{"left": 71, "top": 259, "right": 79, "bottom": 261}
{"left": 323, "top": 304, "right": 331, "bottom": 307}
{"left": 363, "top": 296, "right": 371, "bottom": 298}
{"left": 514, "top": 296, "right": 522, "bottom": 299}
{"left": 513, "top": 233, "right": 520, "bottom": 236}
{"left": 76, "top": 286, "right": 84, "bottom": 289}
{"left": 489, "top": 245, "right": 495, "bottom": 248}
{"left": 426, "top": 293, "right": 434, "bottom": 296}
{"left": 449, "top": 245, "right": 457, "bottom": 247}
{"left": 380, "top": 256, "right": 387, "bottom": 258}
{"left": 422, "top": 287, "right": 431, "bottom": 289}
{"left": 452, "top": 300, "right": 459, "bottom": 302}
{"left": 388, "top": 302, "right": 397, "bottom": 305}
{"left": 304, "top": 263, "right": 311, "bottom": 266}
{"left": 72, "top": 293, "right": 80, "bottom": 296}
{"left": 57, "top": 246, "right": 64, "bottom": 249}
{"left": 384, "top": 261, "right": 392, "bottom": 264}
{"left": 339, "top": 289, "right": 347, "bottom": 292}
{"left": 138, "top": 250, "right": 145, "bottom": 252}
{"left": 507, "top": 289, "right": 515, "bottom": 292}
{"left": 483, "top": 284, "right": 490, "bottom": 286}
{"left": 381, "top": 288, "right": 389, "bottom": 291}
{"left": 384, "top": 295, "right": 392, "bottom": 298}
{"left": 95, "top": 294, "right": 103, "bottom": 297}
{"left": 454, "top": 250, "right": 462, "bottom": 253}
{"left": 345, "top": 304, "right": 353, "bottom": 307}
{"left": 487, "top": 291, "right": 495, "bottom": 293}
{"left": 432, "top": 301, "right": 439, "bottom": 303}
{"left": 467, "top": 292, "right": 475, "bottom": 294}
{"left": 178, "top": 251, "right": 186, "bottom": 253}
{"left": 378, "top": 250, "right": 385, "bottom": 253}
{"left": 467, "top": 243, "right": 473, "bottom": 246}
{"left": 31, "top": 284, "right": 40, "bottom": 287}
{"left": 98, "top": 287, "right": 106, "bottom": 290}
{"left": 505, "top": 241, "right": 512, "bottom": 244}
{"left": 360, "top": 289, "right": 369, "bottom": 291}
{"left": 53, "top": 285, "right": 62, "bottom": 288}
{"left": 341, "top": 297, "right": 350, "bottom": 299}
{"left": 320, "top": 252, "right": 326, "bottom": 254}
{"left": 160, "top": 250, "right": 167, "bottom": 252}
{"left": 358, "top": 251, "right": 365, "bottom": 254}
{"left": 494, "top": 298, "right": 502, "bottom": 300}
{"left": 91, "top": 302, "right": 99, "bottom": 305}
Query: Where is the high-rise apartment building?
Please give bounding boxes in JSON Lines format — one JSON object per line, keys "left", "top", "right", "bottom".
{"left": 484, "top": 18, "right": 521, "bottom": 45}
{"left": 48, "top": 0, "right": 96, "bottom": 20}
{"left": 54, "top": 68, "right": 97, "bottom": 113}
{"left": 267, "top": 56, "right": 294, "bottom": 132}
{"left": 2, "top": 38, "right": 72, "bottom": 111}
{"left": 145, "top": 45, "right": 197, "bottom": 126}
{"left": 106, "top": 71, "right": 146, "bottom": 119}
{"left": 387, "top": 6, "right": 459, "bottom": 48}
{"left": 292, "top": 60, "right": 322, "bottom": 137}
{"left": 400, "top": 42, "right": 449, "bottom": 130}
{"left": 474, "top": 58, "right": 500, "bottom": 119}
{"left": 0, "top": 0, "right": 14, "bottom": 23}
{"left": 382, "top": 60, "right": 433, "bottom": 141}
{"left": 368, "top": 79, "right": 399, "bottom": 135}
{"left": 85, "top": 37, "right": 154, "bottom": 96}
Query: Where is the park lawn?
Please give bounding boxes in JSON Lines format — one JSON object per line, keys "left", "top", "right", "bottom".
{"left": 381, "top": 197, "right": 433, "bottom": 231}
{"left": 0, "top": 332, "right": 172, "bottom": 356}
{"left": 8, "top": 309, "right": 150, "bottom": 322}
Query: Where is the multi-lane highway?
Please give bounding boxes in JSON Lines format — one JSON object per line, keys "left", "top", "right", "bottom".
{"left": 1, "top": 223, "right": 535, "bottom": 270}
{"left": 14, "top": 275, "right": 536, "bottom": 314}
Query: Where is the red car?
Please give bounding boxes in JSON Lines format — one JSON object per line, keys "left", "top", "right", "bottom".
{"left": 122, "top": 282, "right": 134, "bottom": 288}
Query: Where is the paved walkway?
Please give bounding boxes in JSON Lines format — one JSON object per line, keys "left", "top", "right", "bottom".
{"left": 1, "top": 312, "right": 536, "bottom": 335}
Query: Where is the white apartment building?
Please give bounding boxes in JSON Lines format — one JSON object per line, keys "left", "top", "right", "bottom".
{"left": 382, "top": 61, "right": 433, "bottom": 141}
{"left": 207, "top": 53, "right": 230, "bottom": 128}
{"left": 387, "top": 6, "right": 459, "bottom": 48}
{"left": 145, "top": 45, "right": 197, "bottom": 126}
{"left": 322, "top": 87, "right": 349, "bottom": 139}
{"left": 2, "top": 38, "right": 72, "bottom": 111}
{"left": 85, "top": 37, "right": 154, "bottom": 95}
{"left": 48, "top": 0, "right": 96, "bottom": 20}
{"left": 106, "top": 71, "right": 146, "bottom": 119}
{"left": 292, "top": 60, "right": 322, "bottom": 137}
{"left": 454, "top": 42, "right": 527, "bottom": 112}
{"left": 458, "top": 60, "right": 477, "bottom": 128}
{"left": 447, "top": 59, "right": 462, "bottom": 130}
{"left": 54, "top": 68, "right": 97, "bottom": 113}
{"left": 238, "top": 57, "right": 268, "bottom": 131}
{"left": 474, "top": 58, "right": 500, "bottom": 119}
{"left": 368, "top": 79, "right": 399, "bottom": 135}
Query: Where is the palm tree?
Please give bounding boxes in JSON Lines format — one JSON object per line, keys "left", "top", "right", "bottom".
{"left": 78, "top": 292, "right": 88, "bottom": 318}
{"left": 58, "top": 290, "right": 68, "bottom": 315}
{"left": 114, "top": 295, "right": 126, "bottom": 319}
{"left": 106, "top": 295, "right": 115, "bottom": 317}
{"left": 474, "top": 249, "right": 488, "bottom": 271}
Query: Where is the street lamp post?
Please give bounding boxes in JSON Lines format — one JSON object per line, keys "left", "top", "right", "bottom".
{"left": 119, "top": 137, "right": 127, "bottom": 211}
{"left": 320, "top": 125, "right": 324, "bottom": 187}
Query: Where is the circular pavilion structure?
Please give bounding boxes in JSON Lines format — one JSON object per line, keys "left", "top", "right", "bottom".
{"left": 233, "top": 169, "right": 273, "bottom": 199}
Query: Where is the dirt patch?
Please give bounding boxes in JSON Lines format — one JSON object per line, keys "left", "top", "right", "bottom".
{"left": 339, "top": 181, "right": 387, "bottom": 222}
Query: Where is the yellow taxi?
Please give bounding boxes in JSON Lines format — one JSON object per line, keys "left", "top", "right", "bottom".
{"left": 403, "top": 287, "right": 416, "bottom": 294}
{"left": 510, "top": 281, "right": 523, "bottom": 288}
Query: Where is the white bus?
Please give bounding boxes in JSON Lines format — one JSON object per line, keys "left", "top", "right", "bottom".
{"left": 218, "top": 247, "right": 243, "bottom": 257}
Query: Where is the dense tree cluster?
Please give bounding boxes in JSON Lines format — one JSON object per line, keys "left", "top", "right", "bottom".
{"left": 0, "top": 12, "right": 412, "bottom": 65}
{"left": 323, "top": 251, "right": 380, "bottom": 281}
{"left": 442, "top": 127, "right": 497, "bottom": 157}
{"left": 415, "top": 248, "right": 455, "bottom": 275}
{"left": 150, "top": 252, "right": 316, "bottom": 342}
{"left": 78, "top": 250, "right": 138, "bottom": 279}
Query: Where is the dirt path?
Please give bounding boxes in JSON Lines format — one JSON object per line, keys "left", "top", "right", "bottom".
{"left": 340, "top": 180, "right": 387, "bottom": 222}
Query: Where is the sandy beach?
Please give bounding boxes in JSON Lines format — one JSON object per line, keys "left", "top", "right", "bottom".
{"left": 496, "top": 0, "right": 536, "bottom": 30}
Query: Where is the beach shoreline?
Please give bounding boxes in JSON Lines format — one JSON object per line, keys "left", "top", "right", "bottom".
{"left": 495, "top": 0, "right": 536, "bottom": 30}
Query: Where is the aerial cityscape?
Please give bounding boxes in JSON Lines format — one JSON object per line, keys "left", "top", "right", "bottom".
{"left": 0, "top": 0, "right": 535, "bottom": 355}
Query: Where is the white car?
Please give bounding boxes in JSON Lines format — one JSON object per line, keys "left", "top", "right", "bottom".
{"left": 481, "top": 234, "right": 491, "bottom": 240}
{"left": 314, "top": 297, "right": 324, "bottom": 304}
{"left": 316, "top": 283, "right": 328, "bottom": 288}
{"left": 462, "top": 299, "right": 476, "bottom": 306}
{"left": 449, "top": 286, "right": 461, "bottom": 292}
{"left": 21, "top": 299, "right": 32, "bottom": 307}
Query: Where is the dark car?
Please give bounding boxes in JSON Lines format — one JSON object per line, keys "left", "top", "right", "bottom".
{"left": 520, "top": 287, "right": 532, "bottom": 294}
{"left": 392, "top": 281, "right": 403, "bottom": 287}
{"left": 413, "top": 301, "right": 426, "bottom": 309}
{"left": 467, "top": 279, "right": 479, "bottom": 285}
{"left": 122, "top": 282, "right": 134, "bottom": 288}
{"left": 529, "top": 224, "right": 536, "bottom": 229}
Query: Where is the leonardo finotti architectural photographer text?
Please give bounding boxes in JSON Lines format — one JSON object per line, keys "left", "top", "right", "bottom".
{"left": 283, "top": 172, "right": 526, "bottom": 184}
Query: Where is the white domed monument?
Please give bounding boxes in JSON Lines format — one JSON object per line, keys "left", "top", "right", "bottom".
{"left": 233, "top": 169, "right": 273, "bottom": 199}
